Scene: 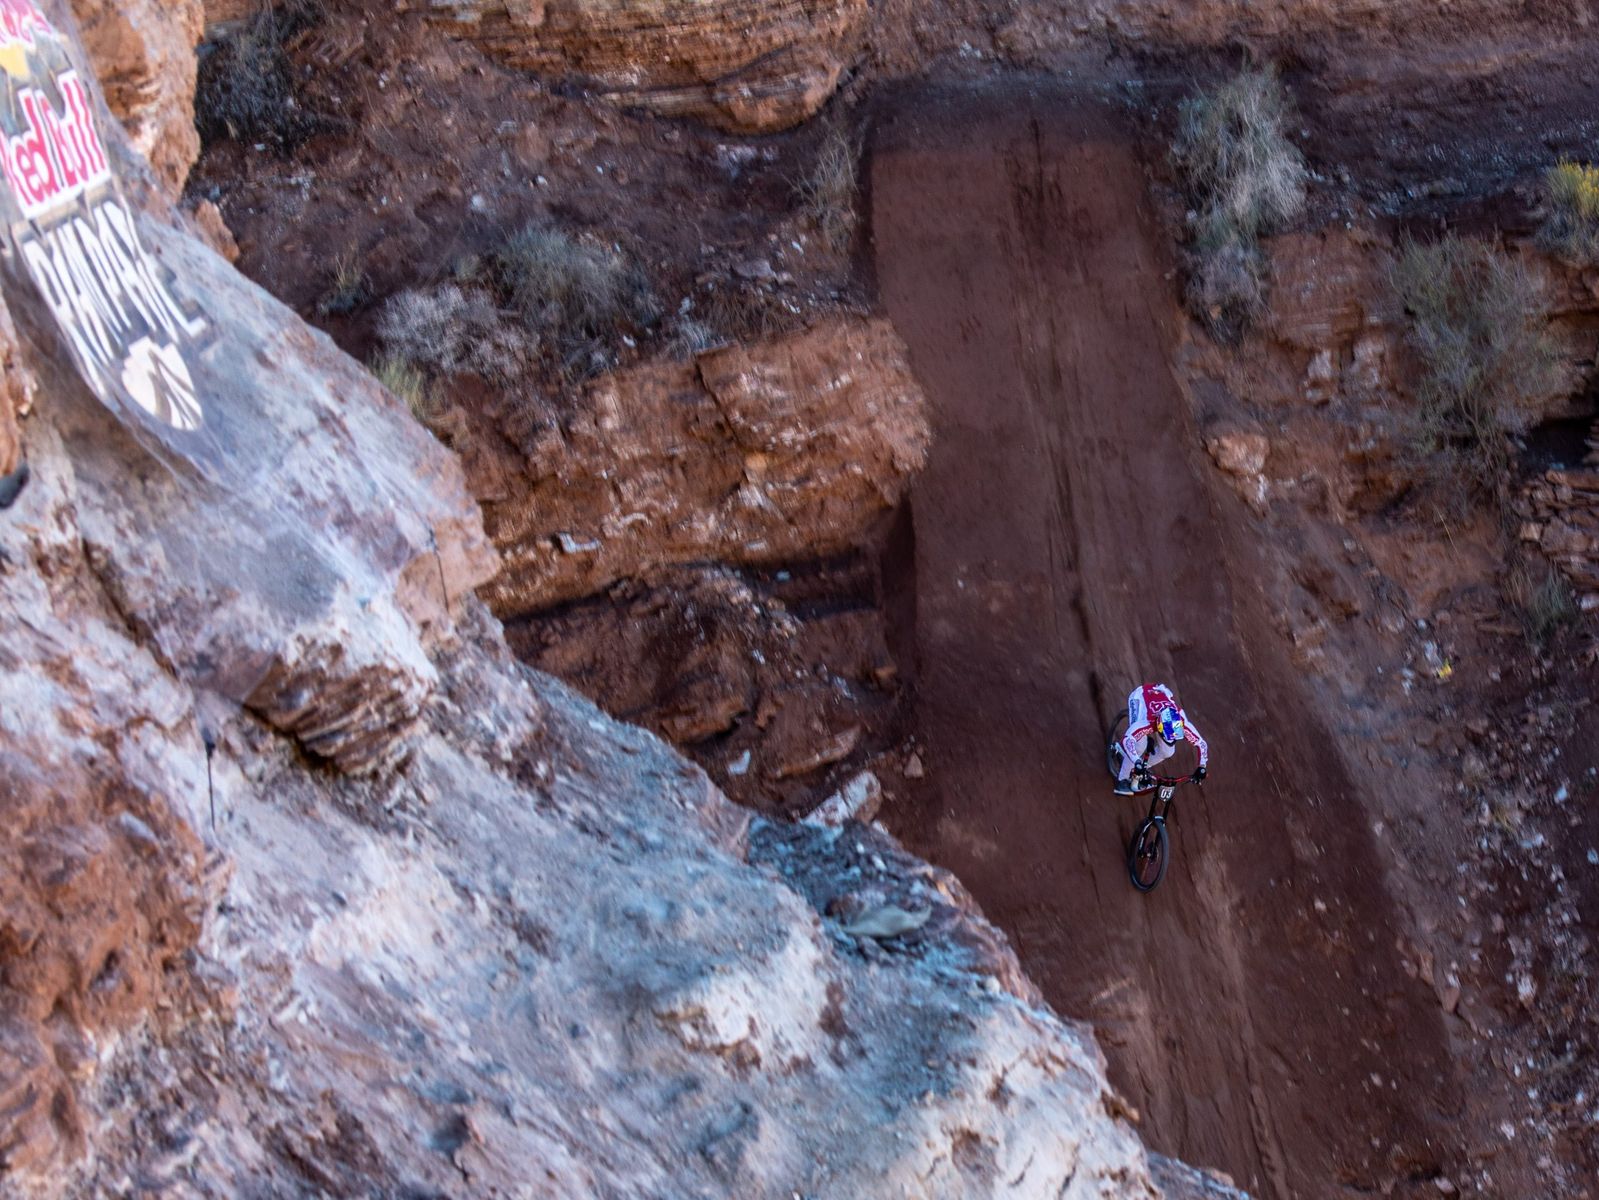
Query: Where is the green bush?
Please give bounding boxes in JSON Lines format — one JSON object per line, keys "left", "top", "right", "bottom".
{"left": 1172, "top": 68, "right": 1307, "bottom": 338}
{"left": 1539, "top": 160, "right": 1599, "bottom": 265}
{"left": 1390, "top": 235, "right": 1556, "bottom": 504}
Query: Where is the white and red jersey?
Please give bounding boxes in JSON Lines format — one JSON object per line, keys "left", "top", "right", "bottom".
{"left": 1121, "top": 682, "right": 1208, "bottom": 769}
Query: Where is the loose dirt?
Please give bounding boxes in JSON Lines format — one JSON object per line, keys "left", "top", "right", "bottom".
{"left": 871, "top": 83, "right": 1476, "bottom": 1198}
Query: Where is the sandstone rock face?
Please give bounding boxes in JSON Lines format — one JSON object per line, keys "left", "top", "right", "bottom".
{"left": 0, "top": 13, "right": 1200, "bottom": 1196}
{"left": 1522, "top": 428, "right": 1599, "bottom": 608}
{"left": 480, "top": 316, "right": 930, "bottom": 617}
{"left": 0, "top": 293, "right": 35, "bottom": 484}
{"left": 200, "top": 0, "right": 254, "bottom": 33}
{"left": 0, "top": 427, "right": 211, "bottom": 1176}
{"left": 425, "top": 0, "right": 866, "bottom": 132}
{"left": 69, "top": 0, "right": 204, "bottom": 196}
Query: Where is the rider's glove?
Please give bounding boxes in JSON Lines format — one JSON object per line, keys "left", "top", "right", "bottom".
{"left": 1193, "top": 765, "right": 1207, "bottom": 783}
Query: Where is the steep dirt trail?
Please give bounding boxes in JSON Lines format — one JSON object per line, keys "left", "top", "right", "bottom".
{"left": 872, "top": 85, "right": 1469, "bottom": 1198}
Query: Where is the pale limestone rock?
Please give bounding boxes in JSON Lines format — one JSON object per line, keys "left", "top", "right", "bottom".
{"left": 805, "top": 769, "right": 882, "bottom": 827}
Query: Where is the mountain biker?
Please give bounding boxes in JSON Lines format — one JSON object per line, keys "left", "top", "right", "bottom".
{"left": 1112, "top": 682, "right": 1208, "bottom": 795}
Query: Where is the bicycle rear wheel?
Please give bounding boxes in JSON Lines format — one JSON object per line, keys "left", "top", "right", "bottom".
{"left": 1127, "top": 818, "right": 1168, "bottom": 892}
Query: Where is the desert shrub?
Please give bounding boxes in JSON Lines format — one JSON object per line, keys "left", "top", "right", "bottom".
{"left": 194, "top": 1, "right": 325, "bottom": 147}
{"left": 1390, "top": 235, "right": 1556, "bottom": 504}
{"left": 315, "top": 251, "right": 369, "bottom": 317}
{"left": 665, "top": 317, "right": 721, "bottom": 360}
{"left": 1172, "top": 68, "right": 1307, "bottom": 338}
{"left": 371, "top": 355, "right": 431, "bottom": 420}
{"left": 795, "top": 120, "right": 860, "bottom": 254}
{"left": 376, "top": 285, "right": 529, "bottom": 383}
{"left": 1509, "top": 562, "right": 1576, "bottom": 646}
{"left": 1539, "top": 160, "right": 1599, "bottom": 265}
{"left": 697, "top": 280, "right": 807, "bottom": 345}
{"left": 492, "top": 225, "right": 656, "bottom": 376}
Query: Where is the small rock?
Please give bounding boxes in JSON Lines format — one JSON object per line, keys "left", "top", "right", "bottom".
{"left": 554, "top": 531, "right": 601, "bottom": 554}
{"left": 1205, "top": 429, "right": 1270, "bottom": 478}
{"left": 114, "top": 811, "right": 162, "bottom": 856}
{"left": 804, "top": 772, "right": 882, "bottom": 828}
{"left": 734, "top": 258, "right": 777, "bottom": 282}
{"left": 727, "top": 750, "right": 751, "bottom": 777}
{"left": 1434, "top": 1177, "right": 1456, "bottom": 1195}
{"left": 840, "top": 905, "right": 931, "bottom": 940}
{"left": 904, "top": 752, "right": 925, "bottom": 780}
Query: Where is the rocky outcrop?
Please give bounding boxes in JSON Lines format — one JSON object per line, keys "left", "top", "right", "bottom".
{"left": 508, "top": 560, "right": 902, "bottom": 811}
{"left": 0, "top": 293, "right": 35, "bottom": 490}
{"left": 0, "top": 432, "right": 211, "bottom": 1174}
{"left": 478, "top": 315, "right": 930, "bottom": 616}
{"left": 1193, "top": 227, "right": 1599, "bottom": 520}
{"left": 1521, "top": 427, "right": 1599, "bottom": 608}
{"left": 69, "top": 0, "right": 204, "bottom": 196}
{"left": 200, "top": 0, "right": 254, "bottom": 33}
{"left": 424, "top": 0, "right": 866, "bottom": 132}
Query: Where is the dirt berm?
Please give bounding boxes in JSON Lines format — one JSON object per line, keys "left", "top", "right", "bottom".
{"left": 873, "top": 85, "right": 1472, "bottom": 1198}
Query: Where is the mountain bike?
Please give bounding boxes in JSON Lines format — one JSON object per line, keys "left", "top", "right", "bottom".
{"left": 1105, "top": 713, "right": 1202, "bottom": 893}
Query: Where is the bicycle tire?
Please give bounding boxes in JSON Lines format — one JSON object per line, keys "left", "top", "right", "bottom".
{"left": 1127, "top": 818, "right": 1169, "bottom": 892}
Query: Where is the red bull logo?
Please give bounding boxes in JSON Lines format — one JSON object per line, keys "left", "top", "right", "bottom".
{"left": 2, "top": 70, "right": 110, "bottom": 218}
{"left": 0, "top": 0, "right": 47, "bottom": 47}
{"left": 0, "top": 0, "right": 210, "bottom": 433}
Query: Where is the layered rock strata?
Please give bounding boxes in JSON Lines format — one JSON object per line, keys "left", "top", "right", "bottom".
{"left": 423, "top": 0, "right": 866, "bottom": 132}
{"left": 478, "top": 315, "right": 930, "bottom": 617}
{"left": 1522, "top": 427, "right": 1599, "bottom": 607}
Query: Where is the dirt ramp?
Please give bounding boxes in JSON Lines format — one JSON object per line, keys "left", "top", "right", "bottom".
{"left": 871, "top": 85, "right": 1468, "bottom": 1198}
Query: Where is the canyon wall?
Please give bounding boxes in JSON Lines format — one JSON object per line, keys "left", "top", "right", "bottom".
{"left": 0, "top": 4, "right": 1192, "bottom": 1195}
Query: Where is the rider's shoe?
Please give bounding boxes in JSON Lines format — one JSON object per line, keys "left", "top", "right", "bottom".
{"left": 1112, "top": 778, "right": 1139, "bottom": 796}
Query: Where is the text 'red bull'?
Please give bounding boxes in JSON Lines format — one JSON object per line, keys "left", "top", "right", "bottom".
{"left": 2, "top": 71, "right": 109, "bottom": 219}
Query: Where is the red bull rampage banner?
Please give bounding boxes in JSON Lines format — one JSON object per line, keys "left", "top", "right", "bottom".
{"left": 0, "top": 0, "right": 209, "bottom": 431}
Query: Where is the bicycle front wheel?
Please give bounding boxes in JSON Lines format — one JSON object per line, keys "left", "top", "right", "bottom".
{"left": 1127, "top": 818, "right": 1168, "bottom": 892}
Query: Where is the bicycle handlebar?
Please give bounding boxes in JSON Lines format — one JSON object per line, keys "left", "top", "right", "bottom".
{"left": 1136, "top": 769, "right": 1202, "bottom": 787}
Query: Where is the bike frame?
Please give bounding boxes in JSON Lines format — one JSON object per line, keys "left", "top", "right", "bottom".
{"left": 1130, "top": 770, "right": 1198, "bottom": 821}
